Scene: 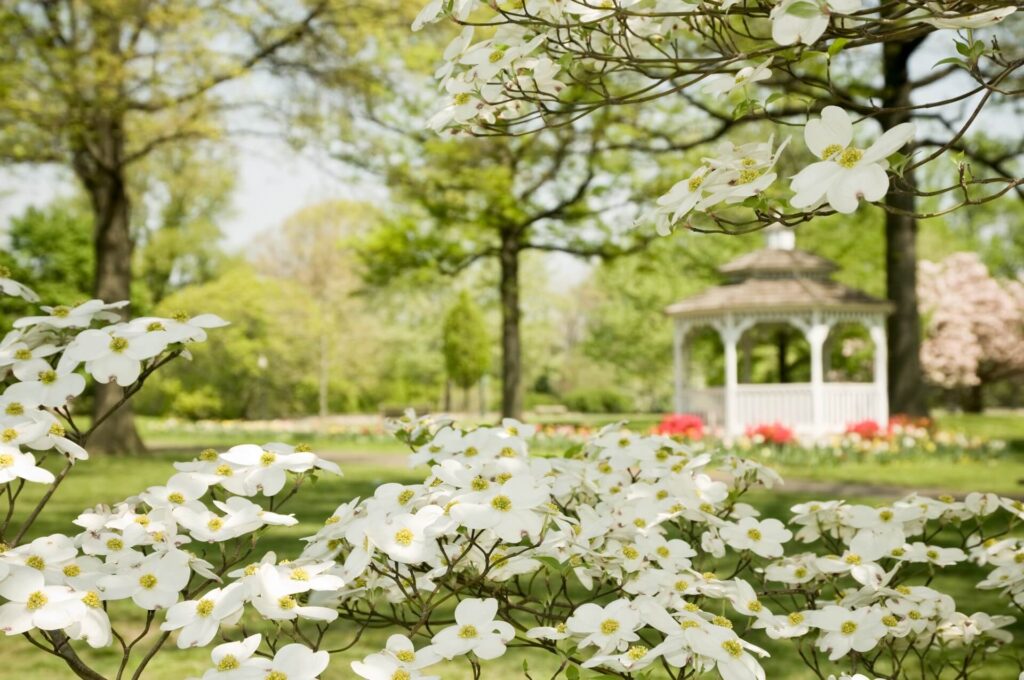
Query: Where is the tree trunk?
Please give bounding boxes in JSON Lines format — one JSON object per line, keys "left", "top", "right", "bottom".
{"left": 776, "top": 330, "right": 789, "bottom": 383}
{"left": 881, "top": 37, "right": 928, "bottom": 417}
{"left": 499, "top": 232, "right": 523, "bottom": 419}
{"left": 960, "top": 384, "right": 984, "bottom": 413}
{"left": 73, "top": 116, "right": 145, "bottom": 455}
{"left": 318, "top": 328, "right": 329, "bottom": 420}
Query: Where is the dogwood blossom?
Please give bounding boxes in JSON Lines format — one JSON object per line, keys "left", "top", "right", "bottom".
{"left": 790, "top": 106, "right": 915, "bottom": 214}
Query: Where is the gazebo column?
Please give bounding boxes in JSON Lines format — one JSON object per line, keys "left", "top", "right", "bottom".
{"left": 804, "top": 314, "right": 832, "bottom": 439}
{"left": 672, "top": 320, "right": 690, "bottom": 413}
{"left": 869, "top": 321, "right": 889, "bottom": 425}
{"left": 716, "top": 316, "right": 751, "bottom": 439}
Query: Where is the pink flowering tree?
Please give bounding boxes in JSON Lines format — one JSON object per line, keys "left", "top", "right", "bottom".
{"left": 919, "top": 252, "right": 1024, "bottom": 410}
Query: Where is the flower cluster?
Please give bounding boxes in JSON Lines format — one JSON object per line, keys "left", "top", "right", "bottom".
{"left": 655, "top": 413, "right": 705, "bottom": 440}
{"left": 407, "top": 0, "right": 1020, "bottom": 233}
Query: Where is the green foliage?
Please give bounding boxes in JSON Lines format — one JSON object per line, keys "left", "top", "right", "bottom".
{"left": 562, "top": 387, "right": 634, "bottom": 414}
{"left": 0, "top": 199, "right": 93, "bottom": 305}
{"left": 138, "top": 265, "right": 321, "bottom": 419}
{"left": 442, "top": 291, "right": 490, "bottom": 390}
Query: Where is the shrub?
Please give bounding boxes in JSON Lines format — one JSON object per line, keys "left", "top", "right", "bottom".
{"left": 563, "top": 387, "right": 634, "bottom": 413}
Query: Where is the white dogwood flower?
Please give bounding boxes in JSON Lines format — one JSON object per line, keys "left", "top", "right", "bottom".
{"left": 98, "top": 550, "right": 191, "bottom": 610}
{"left": 720, "top": 517, "right": 792, "bottom": 558}
{"left": 161, "top": 583, "right": 247, "bottom": 648}
{"left": 790, "top": 106, "right": 915, "bottom": 214}
{"left": 771, "top": 0, "right": 862, "bottom": 46}
{"left": 432, "top": 598, "right": 515, "bottom": 660}
{"left": 59, "top": 327, "right": 170, "bottom": 386}
{"left": 0, "top": 447, "right": 55, "bottom": 485}
{"left": 0, "top": 567, "right": 83, "bottom": 635}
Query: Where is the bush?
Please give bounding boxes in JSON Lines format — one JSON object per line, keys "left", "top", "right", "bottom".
{"left": 563, "top": 387, "right": 634, "bottom": 413}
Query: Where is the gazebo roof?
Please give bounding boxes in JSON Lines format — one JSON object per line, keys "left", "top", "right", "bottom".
{"left": 665, "top": 242, "right": 892, "bottom": 319}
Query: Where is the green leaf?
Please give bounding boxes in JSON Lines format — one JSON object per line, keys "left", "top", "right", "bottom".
{"left": 828, "top": 38, "right": 849, "bottom": 57}
{"left": 566, "top": 666, "right": 580, "bottom": 680}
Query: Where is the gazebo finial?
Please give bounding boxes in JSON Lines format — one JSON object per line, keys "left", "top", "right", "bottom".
{"left": 765, "top": 224, "right": 795, "bottom": 251}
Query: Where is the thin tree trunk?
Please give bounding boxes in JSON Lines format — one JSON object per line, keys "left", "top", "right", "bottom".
{"left": 499, "top": 232, "right": 522, "bottom": 419}
{"left": 960, "top": 384, "right": 984, "bottom": 413}
{"left": 882, "top": 37, "right": 928, "bottom": 417}
{"left": 318, "top": 328, "right": 329, "bottom": 420}
{"left": 776, "top": 330, "right": 789, "bottom": 383}
{"left": 73, "top": 117, "right": 145, "bottom": 455}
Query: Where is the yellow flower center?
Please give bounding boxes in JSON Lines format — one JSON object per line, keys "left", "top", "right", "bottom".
{"left": 0, "top": 454, "right": 14, "bottom": 467}
{"left": 490, "top": 495, "right": 512, "bottom": 512}
{"left": 395, "top": 650, "right": 415, "bottom": 663}
{"left": 882, "top": 615, "right": 898, "bottom": 627}
{"left": 38, "top": 370, "right": 57, "bottom": 385}
{"left": 453, "top": 92, "right": 472, "bottom": 106}
{"left": 168, "top": 492, "right": 186, "bottom": 504}
{"left": 146, "top": 321, "right": 165, "bottom": 332}
{"left": 199, "top": 449, "right": 218, "bottom": 461}
{"left": 278, "top": 596, "right": 296, "bottom": 610}
{"left": 721, "top": 640, "right": 743, "bottom": 657}
{"left": 5, "top": 403, "right": 24, "bottom": 416}
{"left": 266, "top": 672, "right": 288, "bottom": 680}
{"left": 837, "top": 147, "right": 863, "bottom": 168}
{"left": 713, "top": 615, "right": 733, "bottom": 628}
{"left": 627, "top": 645, "right": 648, "bottom": 660}
{"left": 391, "top": 672, "right": 411, "bottom": 680}
{"left": 215, "top": 464, "right": 233, "bottom": 476}
{"left": 106, "top": 538, "right": 124, "bottom": 551}
{"left": 63, "top": 563, "right": 81, "bottom": 577}
{"left": 600, "top": 619, "right": 620, "bottom": 635}
{"left": 844, "top": 553, "right": 862, "bottom": 565}
{"left": 260, "top": 451, "right": 276, "bottom": 466}
{"left": 458, "top": 624, "right": 478, "bottom": 639}
{"left": 52, "top": 306, "right": 70, "bottom": 318}
{"left": 290, "top": 568, "right": 309, "bottom": 581}
{"left": 82, "top": 591, "right": 101, "bottom": 608}
{"left": 746, "top": 528, "right": 762, "bottom": 541}
{"left": 196, "top": 599, "right": 215, "bottom": 617}
{"left": 26, "top": 555, "right": 45, "bottom": 570}
{"left": 109, "top": 337, "right": 129, "bottom": 353}
{"left": 26, "top": 591, "right": 48, "bottom": 610}
{"left": 397, "top": 489, "right": 415, "bottom": 505}
{"left": 688, "top": 174, "right": 705, "bottom": 192}
{"left": 394, "top": 528, "right": 414, "bottom": 546}
{"left": 788, "top": 612, "right": 805, "bottom": 624}
{"left": 821, "top": 143, "right": 843, "bottom": 159}
{"left": 217, "top": 655, "right": 239, "bottom": 671}
{"left": 139, "top": 574, "right": 158, "bottom": 589}
{"left": 49, "top": 423, "right": 65, "bottom": 437}
{"left": 1, "top": 428, "right": 17, "bottom": 442}
{"left": 207, "top": 518, "right": 224, "bottom": 532}
{"left": 841, "top": 621, "right": 858, "bottom": 635}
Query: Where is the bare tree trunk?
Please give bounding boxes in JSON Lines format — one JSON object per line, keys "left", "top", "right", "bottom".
{"left": 882, "top": 37, "right": 928, "bottom": 417}
{"left": 72, "top": 113, "right": 145, "bottom": 455}
{"left": 776, "top": 330, "right": 789, "bottom": 383}
{"left": 960, "top": 384, "right": 984, "bottom": 414}
{"left": 318, "top": 328, "right": 329, "bottom": 419}
{"left": 499, "top": 232, "right": 522, "bottom": 419}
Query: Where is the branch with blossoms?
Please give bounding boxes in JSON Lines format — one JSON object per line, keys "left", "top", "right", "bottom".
{"left": 2, "top": 273, "right": 1024, "bottom": 680}
{"left": 413, "top": 0, "right": 1023, "bottom": 235}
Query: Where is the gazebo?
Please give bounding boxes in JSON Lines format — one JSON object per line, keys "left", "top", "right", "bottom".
{"left": 665, "top": 229, "right": 892, "bottom": 439}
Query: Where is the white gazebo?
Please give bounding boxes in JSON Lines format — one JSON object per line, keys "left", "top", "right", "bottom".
{"left": 665, "top": 229, "right": 892, "bottom": 439}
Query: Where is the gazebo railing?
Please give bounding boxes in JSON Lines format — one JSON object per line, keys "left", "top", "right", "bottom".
{"left": 678, "top": 383, "right": 882, "bottom": 437}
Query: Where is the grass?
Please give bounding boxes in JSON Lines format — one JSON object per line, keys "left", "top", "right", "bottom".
{"left": 4, "top": 411, "right": 1022, "bottom": 678}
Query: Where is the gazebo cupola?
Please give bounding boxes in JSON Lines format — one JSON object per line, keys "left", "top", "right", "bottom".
{"left": 665, "top": 227, "right": 893, "bottom": 439}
